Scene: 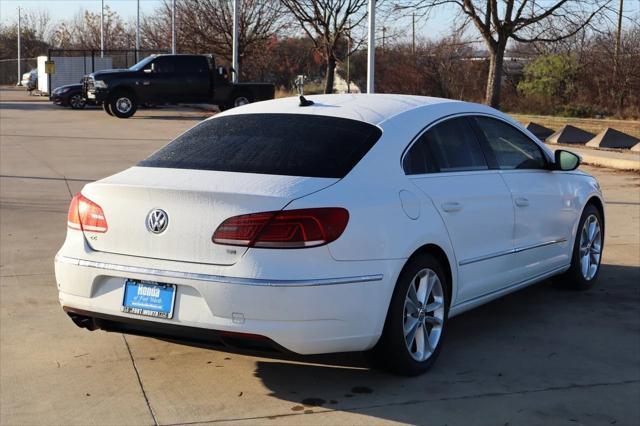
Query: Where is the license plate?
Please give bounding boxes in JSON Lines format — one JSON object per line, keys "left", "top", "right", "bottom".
{"left": 122, "top": 280, "right": 176, "bottom": 319}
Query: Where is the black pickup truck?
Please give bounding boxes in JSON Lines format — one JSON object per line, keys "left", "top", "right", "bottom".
{"left": 84, "top": 54, "right": 275, "bottom": 118}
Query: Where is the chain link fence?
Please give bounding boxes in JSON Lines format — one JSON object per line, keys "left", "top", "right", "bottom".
{"left": 0, "top": 58, "right": 38, "bottom": 85}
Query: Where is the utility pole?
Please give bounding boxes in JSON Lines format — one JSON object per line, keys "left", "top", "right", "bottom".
{"left": 232, "top": 0, "right": 239, "bottom": 83}
{"left": 100, "top": 0, "right": 104, "bottom": 57}
{"left": 614, "top": 0, "right": 623, "bottom": 78}
{"left": 136, "top": 0, "right": 140, "bottom": 61}
{"left": 367, "top": 0, "right": 375, "bottom": 94}
{"left": 412, "top": 12, "right": 415, "bottom": 54}
{"left": 382, "top": 26, "right": 386, "bottom": 51}
{"left": 16, "top": 6, "right": 22, "bottom": 85}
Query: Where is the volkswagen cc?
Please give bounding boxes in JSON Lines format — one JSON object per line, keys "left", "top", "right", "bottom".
{"left": 55, "top": 94, "right": 604, "bottom": 375}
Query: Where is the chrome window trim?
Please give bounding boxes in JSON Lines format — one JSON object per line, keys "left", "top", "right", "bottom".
{"left": 458, "top": 238, "right": 568, "bottom": 266}
{"left": 55, "top": 255, "right": 383, "bottom": 287}
{"left": 400, "top": 112, "right": 553, "bottom": 176}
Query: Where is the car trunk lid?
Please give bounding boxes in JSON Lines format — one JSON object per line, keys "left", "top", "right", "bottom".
{"left": 80, "top": 167, "right": 338, "bottom": 265}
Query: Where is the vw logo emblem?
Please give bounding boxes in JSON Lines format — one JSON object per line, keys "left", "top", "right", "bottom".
{"left": 146, "top": 209, "right": 168, "bottom": 234}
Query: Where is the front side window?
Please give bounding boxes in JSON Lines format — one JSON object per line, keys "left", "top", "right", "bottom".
{"left": 139, "top": 114, "right": 382, "bottom": 178}
{"left": 403, "top": 117, "right": 489, "bottom": 174}
{"left": 473, "top": 117, "right": 547, "bottom": 170}
{"left": 153, "top": 57, "right": 176, "bottom": 73}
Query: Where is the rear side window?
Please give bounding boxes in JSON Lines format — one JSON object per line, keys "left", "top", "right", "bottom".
{"left": 403, "top": 117, "right": 488, "bottom": 174}
{"left": 176, "top": 56, "right": 208, "bottom": 74}
{"left": 139, "top": 114, "right": 382, "bottom": 178}
{"left": 473, "top": 116, "right": 547, "bottom": 170}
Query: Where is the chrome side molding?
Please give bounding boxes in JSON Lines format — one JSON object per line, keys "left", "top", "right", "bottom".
{"left": 459, "top": 238, "right": 568, "bottom": 266}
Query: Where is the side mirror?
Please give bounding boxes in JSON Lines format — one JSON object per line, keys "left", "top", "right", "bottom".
{"left": 143, "top": 63, "right": 154, "bottom": 74}
{"left": 554, "top": 149, "right": 581, "bottom": 171}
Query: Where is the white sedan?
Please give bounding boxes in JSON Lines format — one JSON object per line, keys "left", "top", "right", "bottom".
{"left": 55, "top": 94, "right": 604, "bottom": 375}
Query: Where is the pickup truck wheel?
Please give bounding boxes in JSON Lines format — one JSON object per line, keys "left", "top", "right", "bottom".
{"left": 228, "top": 92, "right": 253, "bottom": 109}
{"left": 110, "top": 92, "right": 138, "bottom": 118}
{"left": 103, "top": 101, "right": 113, "bottom": 116}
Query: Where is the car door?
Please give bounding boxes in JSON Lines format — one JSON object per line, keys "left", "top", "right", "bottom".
{"left": 471, "top": 115, "right": 578, "bottom": 280}
{"left": 146, "top": 56, "right": 179, "bottom": 103}
{"left": 403, "top": 116, "right": 518, "bottom": 303}
{"left": 176, "top": 56, "right": 210, "bottom": 102}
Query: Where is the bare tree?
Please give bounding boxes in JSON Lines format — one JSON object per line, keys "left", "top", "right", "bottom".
{"left": 411, "top": 0, "right": 611, "bottom": 108}
{"left": 50, "top": 6, "right": 132, "bottom": 49}
{"left": 281, "top": 0, "right": 369, "bottom": 94}
{"left": 23, "top": 9, "right": 54, "bottom": 42}
{"left": 142, "top": 0, "right": 288, "bottom": 78}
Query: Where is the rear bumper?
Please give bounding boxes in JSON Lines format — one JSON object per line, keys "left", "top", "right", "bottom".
{"left": 55, "top": 251, "right": 401, "bottom": 354}
{"left": 64, "top": 307, "right": 287, "bottom": 353}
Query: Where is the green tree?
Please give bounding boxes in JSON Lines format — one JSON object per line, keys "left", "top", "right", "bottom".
{"left": 518, "top": 54, "right": 578, "bottom": 104}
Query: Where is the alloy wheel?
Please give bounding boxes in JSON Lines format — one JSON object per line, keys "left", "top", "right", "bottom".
{"left": 403, "top": 268, "right": 445, "bottom": 362}
{"left": 579, "top": 214, "right": 602, "bottom": 280}
{"left": 70, "top": 94, "right": 85, "bottom": 109}
{"left": 116, "top": 97, "right": 132, "bottom": 114}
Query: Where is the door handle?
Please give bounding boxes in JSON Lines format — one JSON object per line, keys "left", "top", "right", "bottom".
{"left": 515, "top": 197, "right": 530, "bottom": 207}
{"left": 441, "top": 202, "right": 462, "bottom": 213}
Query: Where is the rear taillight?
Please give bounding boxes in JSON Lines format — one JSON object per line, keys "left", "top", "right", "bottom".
{"left": 67, "top": 193, "right": 108, "bottom": 233}
{"left": 212, "top": 208, "right": 349, "bottom": 248}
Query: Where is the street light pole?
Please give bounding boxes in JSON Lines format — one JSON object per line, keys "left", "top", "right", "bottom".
{"left": 171, "top": 0, "right": 176, "bottom": 54}
{"left": 347, "top": 19, "right": 351, "bottom": 94}
{"left": 232, "top": 0, "right": 239, "bottom": 83}
{"left": 17, "top": 6, "right": 22, "bottom": 86}
{"left": 367, "top": 0, "right": 375, "bottom": 94}
{"left": 100, "top": 0, "right": 104, "bottom": 57}
{"left": 136, "top": 0, "right": 140, "bottom": 61}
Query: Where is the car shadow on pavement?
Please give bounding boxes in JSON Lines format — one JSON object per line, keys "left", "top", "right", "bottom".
{"left": 132, "top": 115, "right": 210, "bottom": 121}
{"left": 0, "top": 102, "right": 61, "bottom": 110}
{"left": 252, "top": 263, "right": 639, "bottom": 423}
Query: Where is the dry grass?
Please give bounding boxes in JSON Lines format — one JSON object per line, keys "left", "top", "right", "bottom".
{"left": 510, "top": 113, "right": 640, "bottom": 139}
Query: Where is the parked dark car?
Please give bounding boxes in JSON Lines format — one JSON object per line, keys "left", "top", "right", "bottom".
{"left": 83, "top": 54, "right": 275, "bottom": 118}
{"left": 51, "top": 83, "right": 95, "bottom": 110}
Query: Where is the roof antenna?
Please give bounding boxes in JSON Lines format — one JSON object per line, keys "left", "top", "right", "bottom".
{"left": 295, "top": 75, "right": 314, "bottom": 107}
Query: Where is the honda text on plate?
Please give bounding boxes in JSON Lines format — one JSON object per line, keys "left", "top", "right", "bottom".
{"left": 55, "top": 94, "right": 604, "bottom": 375}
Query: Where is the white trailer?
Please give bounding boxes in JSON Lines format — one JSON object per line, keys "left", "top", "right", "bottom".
{"left": 37, "top": 56, "right": 113, "bottom": 94}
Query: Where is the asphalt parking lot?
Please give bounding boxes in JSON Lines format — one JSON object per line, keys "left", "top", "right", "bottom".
{"left": 1, "top": 86, "right": 639, "bottom": 425}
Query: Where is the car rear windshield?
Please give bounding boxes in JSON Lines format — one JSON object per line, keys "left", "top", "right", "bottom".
{"left": 138, "top": 113, "right": 382, "bottom": 178}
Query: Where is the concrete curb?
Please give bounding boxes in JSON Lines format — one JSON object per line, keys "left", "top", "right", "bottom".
{"left": 578, "top": 152, "right": 640, "bottom": 171}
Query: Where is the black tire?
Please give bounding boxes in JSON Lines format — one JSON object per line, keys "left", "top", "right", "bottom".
{"left": 560, "top": 203, "right": 604, "bottom": 290}
{"left": 109, "top": 91, "right": 138, "bottom": 118}
{"left": 370, "top": 253, "right": 450, "bottom": 376}
{"left": 103, "top": 100, "right": 114, "bottom": 116}
{"left": 225, "top": 91, "right": 253, "bottom": 110}
{"left": 69, "top": 93, "right": 86, "bottom": 110}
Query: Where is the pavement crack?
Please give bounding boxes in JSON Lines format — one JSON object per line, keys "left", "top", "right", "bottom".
{"left": 62, "top": 176, "right": 73, "bottom": 198}
{"left": 122, "top": 334, "right": 159, "bottom": 426}
{"left": 165, "top": 378, "right": 640, "bottom": 425}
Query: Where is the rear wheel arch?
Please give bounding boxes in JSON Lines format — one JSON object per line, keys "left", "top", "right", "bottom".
{"left": 404, "top": 244, "right": 454, "bottom": 306}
